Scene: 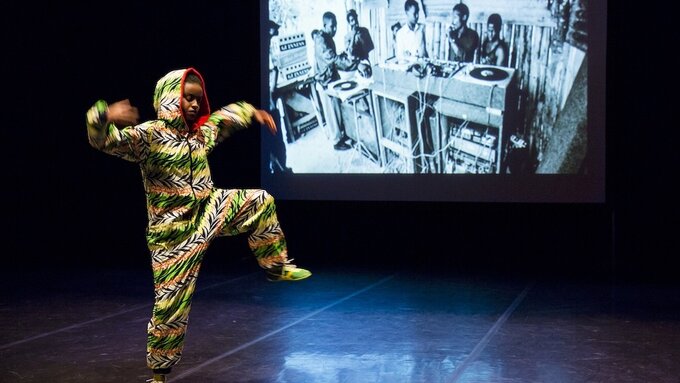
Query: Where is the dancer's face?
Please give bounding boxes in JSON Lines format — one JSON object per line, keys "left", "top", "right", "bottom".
{"left": 182, "top": 82, "right": 203, "bottom": 124}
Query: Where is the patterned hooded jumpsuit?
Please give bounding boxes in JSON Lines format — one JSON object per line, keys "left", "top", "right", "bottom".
{"left": 86, "top": 68, "right": 290, "bottom": 370}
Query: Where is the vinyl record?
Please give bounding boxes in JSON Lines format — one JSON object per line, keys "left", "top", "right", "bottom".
{"left": 333, "top": 81, "right": 358, "bottom": 91}
{"left": 469, "top": 67, "right": 509, "bottom": 81}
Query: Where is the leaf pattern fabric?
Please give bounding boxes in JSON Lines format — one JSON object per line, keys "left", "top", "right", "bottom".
{"left": 87, "top": 68, "right": 288, "bottom": 369}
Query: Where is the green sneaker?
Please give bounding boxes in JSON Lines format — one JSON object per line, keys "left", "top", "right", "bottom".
{"left": 266, "top": 264, "right": 312, "bottom": 282}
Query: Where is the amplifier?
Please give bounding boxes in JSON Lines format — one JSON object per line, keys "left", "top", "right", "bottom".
{"left": 272, "top": 33, "right": 311, "bottom": 87}
{"left": 279, "top": 62, "right": 312, "bottom": 84}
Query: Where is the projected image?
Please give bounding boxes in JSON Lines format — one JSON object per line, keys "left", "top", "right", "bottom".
{"left": 265, "top": 0, "right": 589, "bottom": 175}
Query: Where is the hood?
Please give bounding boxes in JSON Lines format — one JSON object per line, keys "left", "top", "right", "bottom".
{"left": 153, "top": 68, "right": 211, "bottom": 132}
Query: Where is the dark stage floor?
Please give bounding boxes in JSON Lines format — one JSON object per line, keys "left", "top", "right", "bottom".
{"left": 2, "top": 265, "right": 679, "bottom": 383}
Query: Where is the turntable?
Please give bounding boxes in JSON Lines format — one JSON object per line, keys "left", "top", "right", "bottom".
{"left": 469, "top": 66, "right": 509, "bottom": 81}
{"left": 327, "top": 77, "right": 370, "bottom": 102}
{"left": 333, "top": 80, "right": 358, "bottom": 92}
{"left": 432, "top": 64, "right": 517, "bottom": 128}
{"left": 452, "top": 64, "right": 515, "bottom": 90}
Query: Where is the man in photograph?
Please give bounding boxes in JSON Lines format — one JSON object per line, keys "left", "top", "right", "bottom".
{"left": 395, "top": 0, "right": 428, "bottom": 62}
{"left": 313, "top": 11, "right": 359, "bottom": 151}
{"left": 447, "top": 3, "right": 479, "bottom": 63}
{"left": 344, "top": 9, "right": 375, "bottom": 63}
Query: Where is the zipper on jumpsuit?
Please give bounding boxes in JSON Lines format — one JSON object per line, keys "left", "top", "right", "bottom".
{"left": 185, "top": 135, "right": 197, "bottom": 200}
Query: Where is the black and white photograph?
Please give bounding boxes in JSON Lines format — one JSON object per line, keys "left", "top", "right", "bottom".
{"left": 265, "top": 0, "right": 591, "bottom": 175}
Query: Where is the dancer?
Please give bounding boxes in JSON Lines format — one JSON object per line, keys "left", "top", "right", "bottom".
{"left": 86, "top": 67, "right": 311, "bottom": 382}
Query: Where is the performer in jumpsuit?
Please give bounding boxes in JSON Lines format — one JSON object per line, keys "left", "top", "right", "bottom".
{"left": 86, "top": 68, "right": 311, "bottom": 383}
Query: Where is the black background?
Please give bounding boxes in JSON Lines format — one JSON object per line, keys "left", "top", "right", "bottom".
{"left": 2, "top": 1, "right": 676, "bottom": 283}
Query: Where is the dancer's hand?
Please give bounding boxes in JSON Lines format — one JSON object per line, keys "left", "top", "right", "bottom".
{"left": 253, "top": 109, "right": 277, "bottom": 135}
{"left": 107, "top": 99, "right": 139, "bottom": 126}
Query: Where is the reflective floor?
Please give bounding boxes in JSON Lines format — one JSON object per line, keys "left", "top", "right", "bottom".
{"left": 2, "top": 266, "right": 679, "bottom": 382}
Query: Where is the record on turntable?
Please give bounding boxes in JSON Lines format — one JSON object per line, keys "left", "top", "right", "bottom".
{"left": 469, "top": 67, "right": 509, "bottom": 81}
{"left": 333, "top": 80, "right": 358, "bottom": 91}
